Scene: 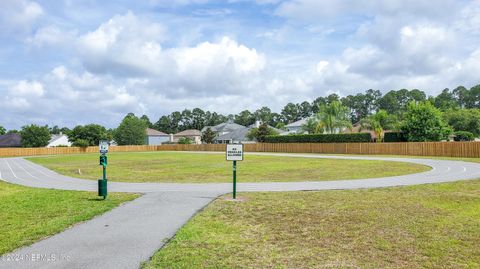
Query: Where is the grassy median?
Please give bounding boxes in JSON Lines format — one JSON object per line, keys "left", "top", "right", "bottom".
{"left": 145, "top": 179, "right": 480, "bottom": 269}
{"left": 28, "top": 152, "right": 431, "bottom": 183}
{"left": 0, "top": 181, "right": 138, "bottom": 255}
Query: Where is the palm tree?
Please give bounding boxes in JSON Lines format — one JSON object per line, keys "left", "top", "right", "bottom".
{"left": 316, "top": 101, "right": 352, "bottom": 134}
{"left": 301, "top": 117, "right": 320, "bottom": 134}
{"left": 360, "top": 110, "right": 398, "bottom": 142}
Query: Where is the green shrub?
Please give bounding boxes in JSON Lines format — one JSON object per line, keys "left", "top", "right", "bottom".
{"left": 264, "top": 133, "right": 372, "bottom": 143}
{"left": 178, "top": 137, "right": 192, "bottom": 144}
{"left": 72, "top": 139, "right": 90, "bottom": 148}
{"left": 453, "top": 131, "right": 475, "bottom": 141}
{"left": 384, "top": 132, "right": 408, "bottom": 142}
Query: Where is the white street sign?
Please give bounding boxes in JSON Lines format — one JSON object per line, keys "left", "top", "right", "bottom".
{"left": 99, "top": 140, "right": 109, "bottom": 154}
{"left": 226, "top": 144, "right": 244, "bottom": 161}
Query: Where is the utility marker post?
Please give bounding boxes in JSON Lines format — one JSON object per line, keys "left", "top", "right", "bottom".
{"left": 98, "top": 140, "right": 109, "bottom": 200}
{"left": 226, "top": 144, "right": 243, "bottom": 199}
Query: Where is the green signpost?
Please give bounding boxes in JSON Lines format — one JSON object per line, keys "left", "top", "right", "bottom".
{"left": 226, "top": 144, "right": 244, "bottom": 199}
{"left": 98, "top": 141, "right": 109, "bottom": 199}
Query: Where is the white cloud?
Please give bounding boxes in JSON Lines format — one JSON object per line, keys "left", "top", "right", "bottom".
{"left": 276, "top": 0, "right": 460, "bottom": 21}
{"left": 0, "top": 0, "right": 43, "bottom": 33}
{"left": 76, "top": 12, "right": 266, "bottom": 98}
{"left": 27, "top": 26, "right": 76, "bottom": 47}
{"left": 2, "top": 2, "right": 480, "bottom": 130}
{"left": 9, "top": 80, "right": 44, "bottom": 97}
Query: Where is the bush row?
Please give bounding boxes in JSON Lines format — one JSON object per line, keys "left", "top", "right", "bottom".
{"left": 264, "top": 133, "right": 372, "bottom": 143}
{"left": 453, "top": 131, "right": 475, "bottom": 141}
{"left": 384, "top": 132, "right": 408, "bottom": 142}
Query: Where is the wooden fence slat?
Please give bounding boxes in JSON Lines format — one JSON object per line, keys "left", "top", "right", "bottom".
{"left": 1, "top": 142, "right": 480, "bottom": 158}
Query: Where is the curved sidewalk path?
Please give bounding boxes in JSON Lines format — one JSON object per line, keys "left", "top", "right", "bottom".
{"left": 1, "top": 153, "right": 480, "bottom": 269}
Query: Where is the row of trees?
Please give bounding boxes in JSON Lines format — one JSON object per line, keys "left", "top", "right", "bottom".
{"left": 2, "top": 84, "right": 480, "bottom": 146}
{"left": 151, "top": 84, "right": 480, "bottom": 133}
{"left": 297, "top": 99, "right": 465, "bottom": 142}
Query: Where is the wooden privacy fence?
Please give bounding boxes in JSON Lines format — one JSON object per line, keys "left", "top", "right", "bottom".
{"left": 1, "top": 142, "right": 480, "bottom": 158}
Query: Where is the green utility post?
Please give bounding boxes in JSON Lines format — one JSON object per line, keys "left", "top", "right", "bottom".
{"left": 233, "top": 160, "right": 237, "bottom": 199}
{"left": 98, "top": 140, "right": 109, "bottom": 200}
{"left": 98, "top": 154, "right": 108, "bottom": 199}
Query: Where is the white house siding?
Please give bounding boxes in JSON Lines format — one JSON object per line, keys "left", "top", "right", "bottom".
{"left": 47, "top": 135, "right": 72, "bottom": 147}
{"left": 147, "top": 136, "right": 170, "bottom": 145}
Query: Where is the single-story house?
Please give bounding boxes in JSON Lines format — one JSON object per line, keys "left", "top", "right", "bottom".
{"left": 214, "top": 121, "right": 286, "bottom": 144}
{"left": 0, "top": 133, "right": 22, "bottom": 148}
{"left": 215, "top": 127, "right": 253, "bottom": 144}
{"left": 47, "top": 133, "right": 72, "bottom": 147}
{"left": 285, "top": 118, "right": 310, "bottom": 134}
{"left": 173, "top": 129, "right": 202, "bottom": 144}
{"left": 145, "top": 128, "right": 170, "bottom": 145}
{"left": 201, "top": 121, "right": 245, "bottom": 136}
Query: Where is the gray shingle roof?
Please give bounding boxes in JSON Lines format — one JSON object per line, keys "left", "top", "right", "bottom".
{"left": 174, "top": 129, "right": 201, "bottom": 136}
{"left": 146, "top": 128, "right": 168, "bottom": 136}
{"left": 285, "top": 118, "right": 310, "bottom": 128}
{"left": 201, "top": 122, "right": 245, "bottom": 133}
{"left": 0, "top": 133, "right": 22, "bottom": 147}
{"left": 215, "top": 127, "right": 251, "bottom": 142}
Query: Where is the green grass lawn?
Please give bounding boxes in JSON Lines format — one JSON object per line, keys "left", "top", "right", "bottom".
{"left": 0, "top": 180, "right": 138, "bottom": 255}
{"left": 144, "top": 179, "right": 480, "bottom": 269}
{"left": 27, "top": 152, "right": 431, "bottom": 183}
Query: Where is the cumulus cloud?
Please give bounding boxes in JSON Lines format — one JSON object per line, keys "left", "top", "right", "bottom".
{"left": 27, "top": 26, "right": 77, "bottom": 47}
{"left": 276, "top": 0, "right": 460, "bottom": 21}
{"left": 9, "top": 80, "right": 44, "bottom": 97}
{"left": 0, "top": 0, "right": 43, "bottom": 34}
{"left": 76, "top": 12, "right": 266, "bottom": 98}
{"left": 2, "top": 2, "right": 480, "bottom": 129}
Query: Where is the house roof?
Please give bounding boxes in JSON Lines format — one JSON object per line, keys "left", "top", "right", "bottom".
{"left": 201, "top": 122, "right": 245, "bottom": 133}
{"left": 146, "top": 128, "right": 168, "bottom": 136}
{"left": 48, "top": 134, "right": 68, "bottom": 144}
{"left": 215, "top": 124, "right": 285, "bottom": 142}
{"left": 215, "top": 127, "right": 251, "bottom": 142}
{"left": 174, "top": 129, "right": 201, "bottom": 136}
{"left": 285, "top": 117, "right": 310, "bottom": 128}
{"left": 0, "top": 133, "right": 22, "bottom": 147}
{"left": 247, "top": 123, "right": 286, "bottom": 134}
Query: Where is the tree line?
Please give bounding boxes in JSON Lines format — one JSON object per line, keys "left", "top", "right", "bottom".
{"left": 1, "top": 84, "right": 480, "bottom": 146}
{"left": 149, "top": 84, "right": 480, "bottom": 133}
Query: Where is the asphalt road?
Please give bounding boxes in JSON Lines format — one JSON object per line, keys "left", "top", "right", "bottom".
{"left": 1, "top": 153, "right": 480, "bottom": 269}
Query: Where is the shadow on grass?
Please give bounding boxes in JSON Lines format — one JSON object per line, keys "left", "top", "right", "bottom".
{"left": 86, "top": 197, "right": 107, "bottom": 202}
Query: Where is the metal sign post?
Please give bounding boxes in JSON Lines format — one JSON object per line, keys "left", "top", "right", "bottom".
{"left": 226, "top": 144, "right": 244, "bottom": 199}
{"left": 98, "top": 140, "right": 109, "bottom": 199}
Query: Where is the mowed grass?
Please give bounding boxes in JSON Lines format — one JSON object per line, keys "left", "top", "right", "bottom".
{"left": 145, "top": 180, "right": 480, "bottom": 269}
{"left": 0, "top": 180, "right": 138, "bottom": 255}
{"left": 27, "top": 152, "right": 431, "bottom": 183}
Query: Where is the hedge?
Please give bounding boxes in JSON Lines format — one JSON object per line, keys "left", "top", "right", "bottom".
{"left": 264, "top": 133, "right": 372, "bottom": 143}
{"left": 384, "top": 132, "right": 408, "bottom": 142}
{"left": 454, "top": 131, "right": 475, "bottom": 141}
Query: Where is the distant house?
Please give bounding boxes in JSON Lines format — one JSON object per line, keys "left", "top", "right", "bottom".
{"left": 174, "top": 129, "right": 202, "bottom": 144}
{"left": 343, "top": 123, "right": 383, "bottom": 142}
{"left": 285, "top": 118, "right": 310, "bottom": 134}
{"left": 201, "top": 121, "right": 245, "bottom": 136}
{"left": 47, "top": 133, "right": 71, "bottom": 147}
{"left": 214, "top": 121, "right": 286, "bottom": 144}
{"left": 0, "top": 133, "right": 22, "bottom": 148}
{"left": 145, "top": 128, "right": 170, "bottom": 145}
{"left": 215, "top": 127, "right": 252, "bottom": 144}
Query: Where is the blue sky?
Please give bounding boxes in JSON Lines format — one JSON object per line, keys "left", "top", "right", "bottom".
{"left": 1, "top": 0, "right": 479, "bottom": 129}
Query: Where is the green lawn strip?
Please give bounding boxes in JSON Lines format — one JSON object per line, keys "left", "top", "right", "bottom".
{"left": 27, "top": 152, "right": 431, "bottom": 183}
{"left": 145, "top": 180, "right": 480, "bottom": 269}
{"left": 0, "top": 181, "right": 139, "bottom": 255}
